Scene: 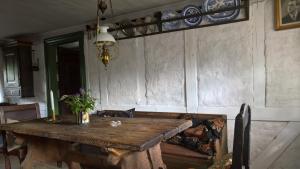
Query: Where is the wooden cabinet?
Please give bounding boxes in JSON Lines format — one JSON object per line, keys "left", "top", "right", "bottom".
{"left": 3, "top": 41, "right": 34, "bottom": 98}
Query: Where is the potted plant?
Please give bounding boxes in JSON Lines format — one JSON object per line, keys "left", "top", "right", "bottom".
{"left": 60, "top": 89, "right": 96, "bottom": 124}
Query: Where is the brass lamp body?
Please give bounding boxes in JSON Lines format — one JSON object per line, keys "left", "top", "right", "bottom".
{"left": 100, "top": 46, "right": 111, "bottom": 67}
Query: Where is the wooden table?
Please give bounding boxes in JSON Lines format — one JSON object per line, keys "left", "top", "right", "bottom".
{"left": 0, "top": 116, "right": 192, "bottom": 169}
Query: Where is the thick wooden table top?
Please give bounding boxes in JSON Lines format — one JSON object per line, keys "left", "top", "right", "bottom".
{"left": 0, "top": 116, "right": 192, "bottom": 151}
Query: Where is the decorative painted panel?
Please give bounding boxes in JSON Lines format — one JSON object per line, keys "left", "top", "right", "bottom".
{"left": 106, "top": 38, "right": 145, "bottom": 105}
{"left": 144, "top": 32, "right": 185, "bottom": 106}
{"left": 187, "top": 22, "right": 253, "bottom": 106}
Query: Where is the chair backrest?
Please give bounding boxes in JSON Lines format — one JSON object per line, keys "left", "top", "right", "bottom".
{"left": 232, "top": 104, "right": 251, "bottom": 169}
{"left": 0, "top": 103, "right": 40, "bottom": 124}
{"left": 0, "top": 103, "right": 40, "bottom": 151}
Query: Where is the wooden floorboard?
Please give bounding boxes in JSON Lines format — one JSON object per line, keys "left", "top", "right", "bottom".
{"left": 0, "top": 155, "right": 68, "bottom": 169}
{"left": 251, "top": 122, "right": 300, "bottom": 169}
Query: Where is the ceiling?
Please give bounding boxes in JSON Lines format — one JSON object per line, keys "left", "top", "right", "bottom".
{"left": 0, "top": 0, "right": 183, "bottom": 39}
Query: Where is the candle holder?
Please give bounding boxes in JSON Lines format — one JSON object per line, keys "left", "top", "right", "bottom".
{"left": 45, "top": 110, "right": 57, "bottom": 123}
{"left": 52, "top": 110, "right": 56, "bottom": 121}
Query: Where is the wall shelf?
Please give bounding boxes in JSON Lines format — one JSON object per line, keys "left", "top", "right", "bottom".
{"left": 86, "top": 1, "right": 250, "bottom": 41}
{"left": 110, "top": 1, "right": 249, "bottom": 40}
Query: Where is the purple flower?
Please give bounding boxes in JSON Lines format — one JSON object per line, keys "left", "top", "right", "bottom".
{"left": 79, "top": 88, "right": 85, "bottom": 95}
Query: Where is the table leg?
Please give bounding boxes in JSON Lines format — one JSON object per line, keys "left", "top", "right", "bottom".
{"left": 119, "top": 143, "right": 167, "bottom": 169}
{"left": 66, "top": 161, "right": 81, "bottom": 169}
{"left": 147, "top": 143, "right": 167, "bottom": 169}
{"left": 19, "top": 137, "right": 81, "bottom": 169}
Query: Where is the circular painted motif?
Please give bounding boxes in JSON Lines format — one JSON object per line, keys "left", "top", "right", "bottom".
{"left": 161, "top": 10, "right": 181, "bottom": 31}
{"left": 182, "top": 5, "right": 202, "bottom": 26}
{"left": 203, "top": 0, "right": 240, "bottom": 23}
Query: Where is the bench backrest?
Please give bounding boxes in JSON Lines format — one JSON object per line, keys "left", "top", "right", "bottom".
{"left": 97, "top": 110, "right": 228, "bottom": 159}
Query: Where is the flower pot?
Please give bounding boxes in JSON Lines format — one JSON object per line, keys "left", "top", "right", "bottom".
{"left": 75, "top": 112, "right": 90, "bottom": 125}
{"left": 76, "top": 112, "right": 83, "bottom": 125}
{"left": 82, "top": 112, "right": 90, "bottom": 124}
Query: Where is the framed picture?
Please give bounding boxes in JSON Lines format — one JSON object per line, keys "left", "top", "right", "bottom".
{"left": 275, "top": 0, "right": 300, "bottom": 30}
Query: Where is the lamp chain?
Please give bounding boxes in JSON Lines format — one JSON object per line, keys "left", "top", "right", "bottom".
{"left": 109, "top": 0, "right": 114, "bottom": 17}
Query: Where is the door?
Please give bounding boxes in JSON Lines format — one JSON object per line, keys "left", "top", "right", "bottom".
{"left": 57, "top": 43, "right": 81, "bottom": 114}
{"left": 44, "top": 32, "right": 86, "bottom": 116}
{"left": 3, "top": 47, "right": 19, "bottom": 88}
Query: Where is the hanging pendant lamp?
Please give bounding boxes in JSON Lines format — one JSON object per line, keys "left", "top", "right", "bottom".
{"left": 95, "top": 0, "right": 116, "bottom": 67}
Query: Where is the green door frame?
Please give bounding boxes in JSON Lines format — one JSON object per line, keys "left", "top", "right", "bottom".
{"left": 44, "top": 31, "right": 86, "bottom": 117}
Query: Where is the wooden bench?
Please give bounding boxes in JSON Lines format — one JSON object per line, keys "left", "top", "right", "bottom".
{"left": 133, "top": 111, "right": 228, "bottom": 169}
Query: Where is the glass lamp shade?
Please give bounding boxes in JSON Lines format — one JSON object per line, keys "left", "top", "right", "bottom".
{"left": 95, "top": 26, "right": 116, "bottom": 47}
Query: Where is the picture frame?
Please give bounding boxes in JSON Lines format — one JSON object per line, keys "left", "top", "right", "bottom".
{"left": 275, "top": 0, "right": 300, "bottom": 30}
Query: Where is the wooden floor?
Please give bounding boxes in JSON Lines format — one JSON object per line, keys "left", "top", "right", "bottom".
{"left": 0, "top": 156, "right": 68, "bottom": 169}
{"left": 0, "top": 156, "right": 20, "bottom": 169}
{"left": 269, "top": 134, "right": 300, "bottom": 169}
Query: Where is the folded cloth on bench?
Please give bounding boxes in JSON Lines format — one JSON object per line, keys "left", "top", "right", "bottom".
{"left": 208, "top": 153, "right": 232, "bottom": 169}
{"left": 167, "top": 117, "right": 225, "bottom": 156}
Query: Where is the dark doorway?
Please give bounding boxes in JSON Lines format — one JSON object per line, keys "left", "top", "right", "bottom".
{"left": 57, "top": 42, "right": 81, "bottom": 114}
{"left": 44, "top": 32, "right": 86, "bottom": 117}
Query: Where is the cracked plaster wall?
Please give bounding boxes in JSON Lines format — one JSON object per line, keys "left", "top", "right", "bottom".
{"left": 2, "top": 0, "right": 299, "bottom": 115}
{"left": 264, "top": 1, "right": 300, "bottom": 107}
{"left": 144, "top": 32, "right": 185, "bottom": 106}
{"left": 190, "top": 21, "right": 253, "bottom": 107}
{"left": 89, "top": 0, "right": 300, "bottom": 110}
{"left": 106, "top": 38, "right": 145, "bottom": 105}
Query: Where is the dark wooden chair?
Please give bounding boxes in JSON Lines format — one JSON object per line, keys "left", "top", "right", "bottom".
{"left": 0, "top": 103, "right": 40, "bottom": 169}
{"left": 209, "top": 103, "right": 251, "bottom": 169}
